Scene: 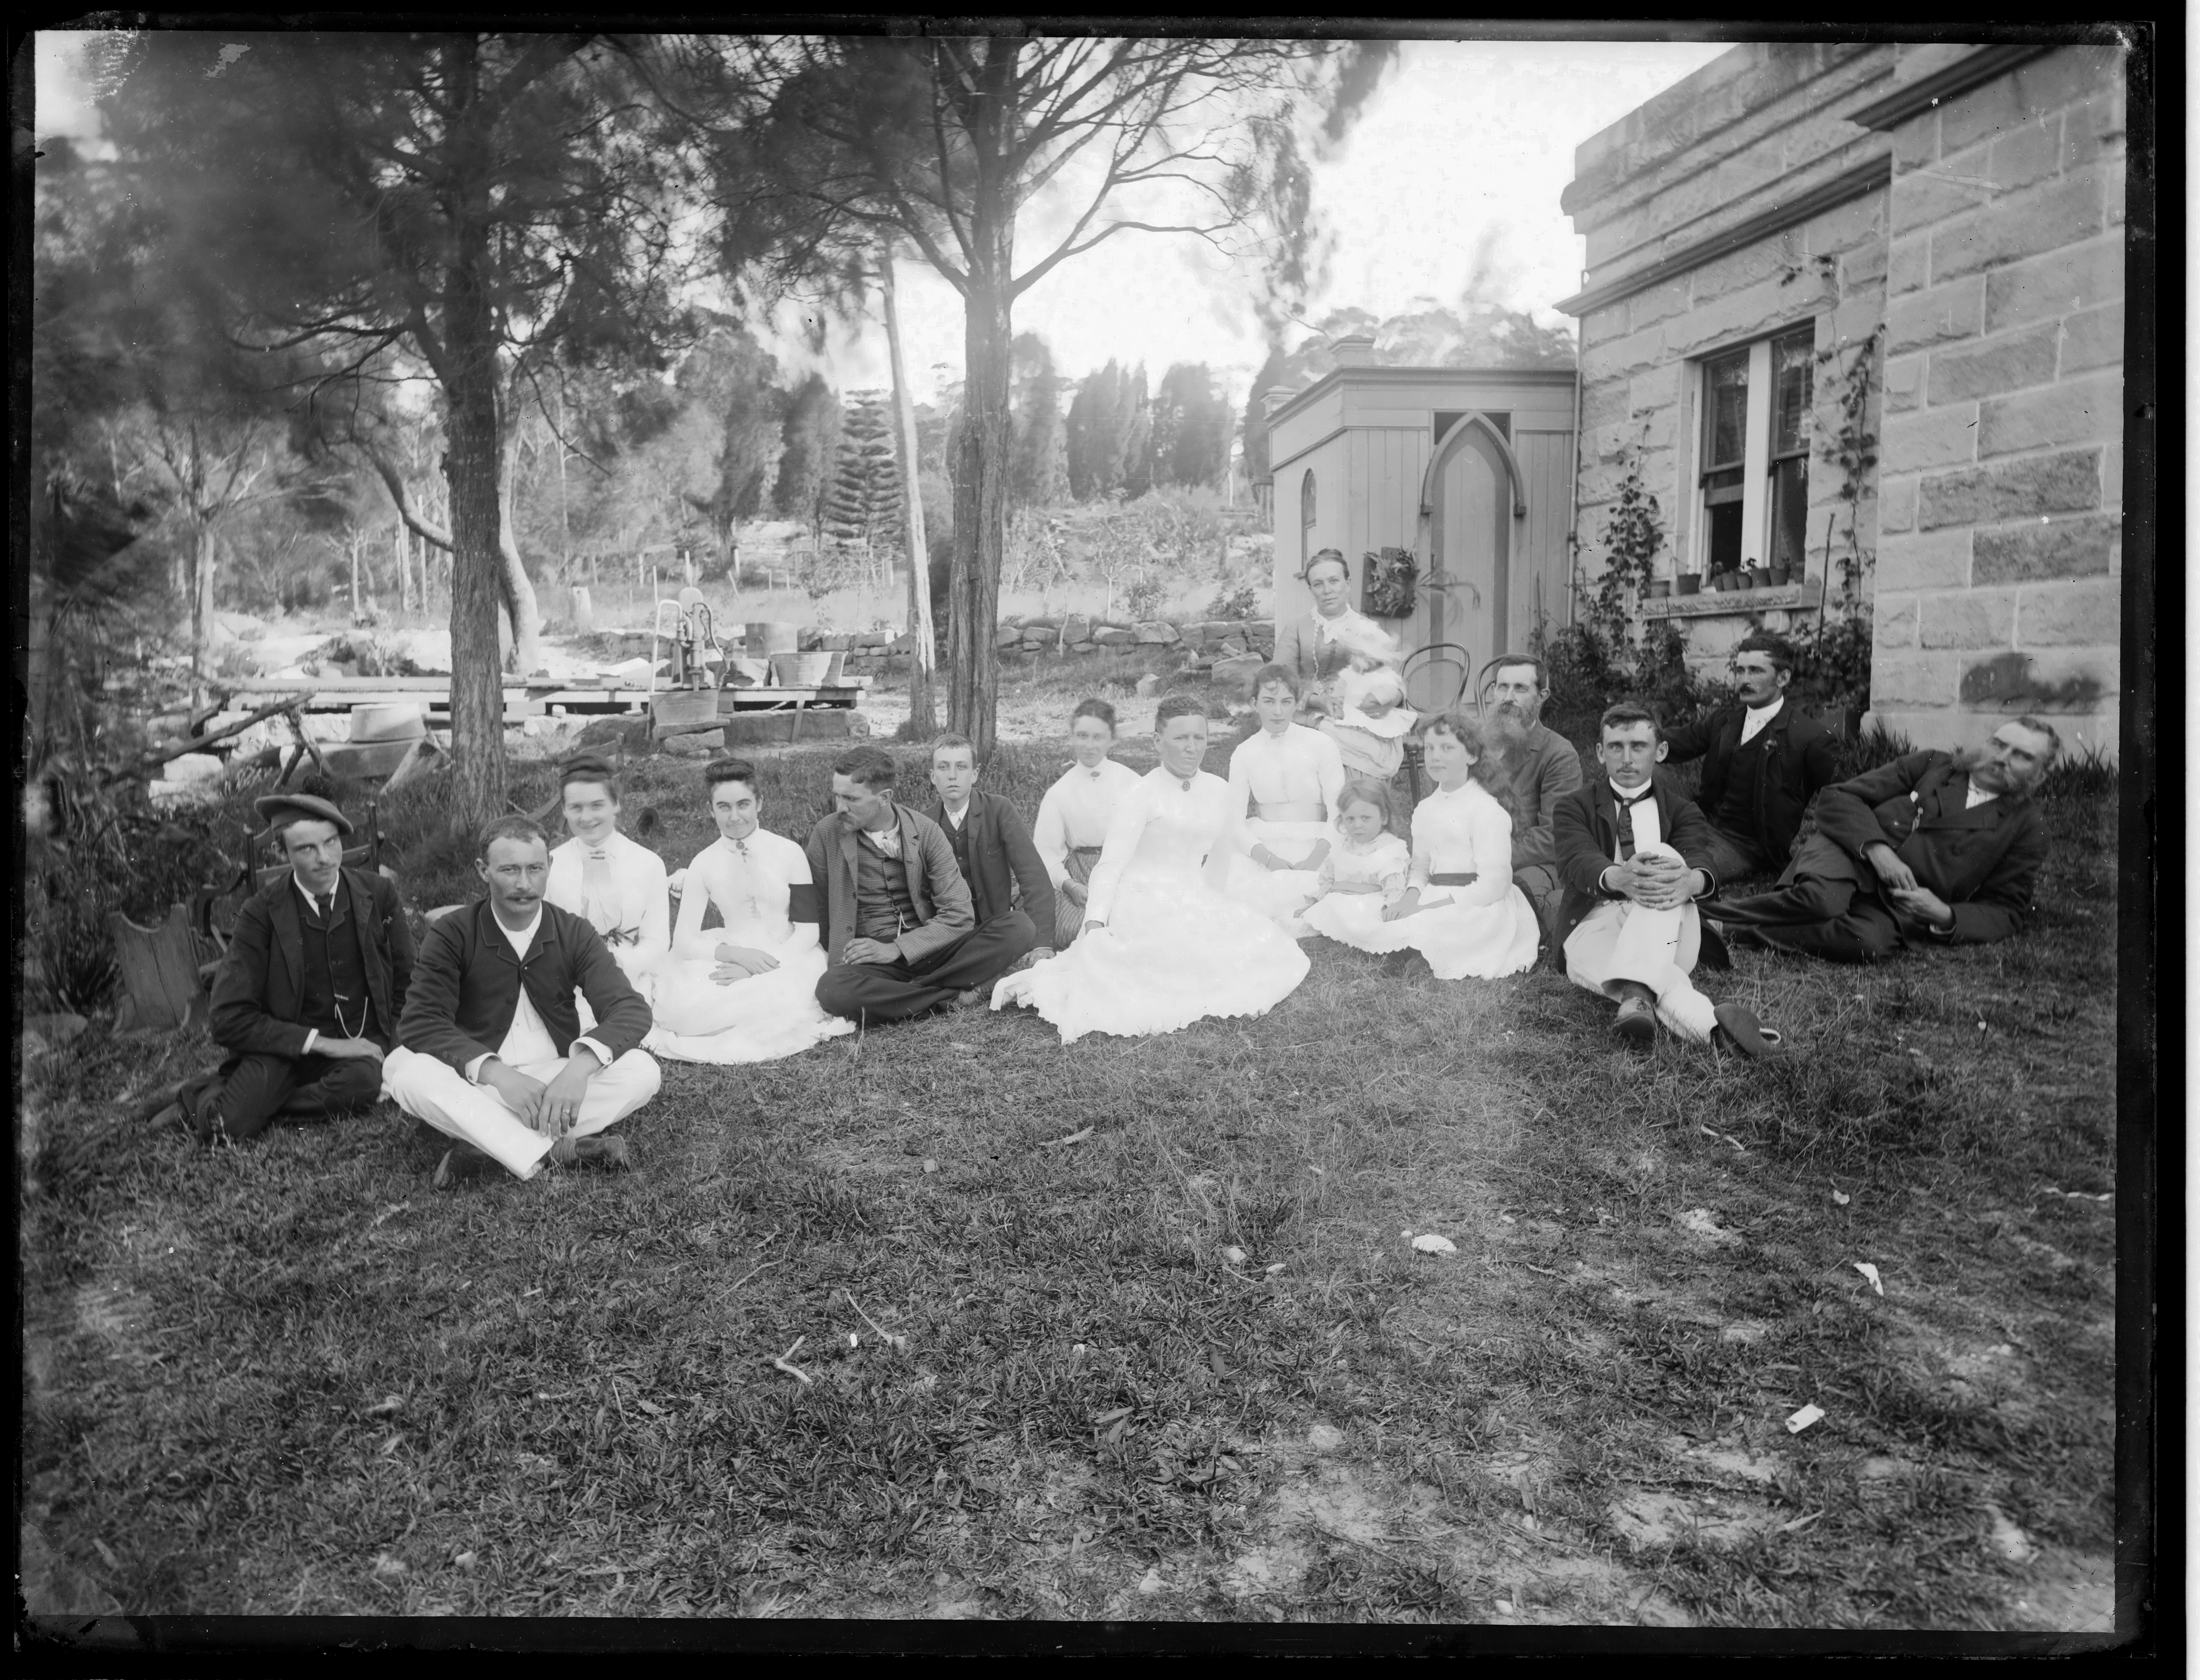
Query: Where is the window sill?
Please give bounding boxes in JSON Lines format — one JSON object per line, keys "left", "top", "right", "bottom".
{"left": 1642, "top": 577, "right": 1825, "bottom": 620}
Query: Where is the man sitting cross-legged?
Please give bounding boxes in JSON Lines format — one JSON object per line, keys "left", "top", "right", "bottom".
{"left": 167, "top": 793, "right": 414, "bottom": 1144}
{"left": 808, "top": 744, "right": 1037, "bottom": 1026}
{"left": 1553, "top": 703, "right": 1780, "bottom": 1058}
{"left": 1709, "top": 718, "right": 2057, "bottom": 962}
{"left": 926, "top": 732, "right": 1056, "bottom": 970}
{"left": 382, "top": 816, "right": 661, "bottom": 1183}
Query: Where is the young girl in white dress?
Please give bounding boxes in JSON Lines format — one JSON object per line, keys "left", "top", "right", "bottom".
{"left": 1304, "top": 713, "right": 1539, "bottom": 979}
{"left": 1222, "top": 663, "right": 1348, "bottom": 933}
{"left": 646, "top": 758, "right": 854, "bottom": 1064}
{"left": 545, "top": 757, "right": 671, "bottom": 1021}
{"left": 1295, "top": 778, "right": 1414, "bottom": 927}
{"left": 993, "top": 695, "right": 1311, "bottom": 1043}
{"left": 1030, "top": 698, "right": 1146, "bottom": 949}
{"left": 1316, "top": 618, "right": 1418, "bottom": 782}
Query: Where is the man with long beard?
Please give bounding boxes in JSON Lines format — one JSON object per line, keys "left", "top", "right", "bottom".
{"left": 1707, "top": 719, "right": 2058, "bottom": 962}
{"left": 1479, "top": 655, "right": 1584, "bottom": 945}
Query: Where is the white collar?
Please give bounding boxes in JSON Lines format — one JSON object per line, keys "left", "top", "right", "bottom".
{"left": 1609, "top": 779, "right": 1654, "bottom": 803}
{"left": 293, "top": 873, "right": 339, "bottom": 910}
{"left": 574, "top": 830, "right": 619, "bottom": 858}
{"left": 492, "top": 908, "right": 542, "bottom": 952}
{"left": 942, "top": 798, "right": 972, "bottom": 826}
{"left": 1744, "top": 696, "right": 1784, "bottom": 722}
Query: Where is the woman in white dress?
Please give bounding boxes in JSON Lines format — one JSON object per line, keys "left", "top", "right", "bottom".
{"left": 545, "top": 755, "right": 671, "bottom": 1004}
{"left": 647, "top": 758, "right": 854, "bottom": 1064}
{"left": 993, "top": 695, "right": 1311, "bottom": 1043}
{"left": 1031, "top": 698, "right": 1146, "bottom": 949}
{"left": 1303, "top": 712, "right": 1539, "bottom": 979}
{"left": 1316, "top": 617, "right": 1418, "bottom": 782}
{"left": 1221, "top": 664, "right": 1346, "bottom": 931}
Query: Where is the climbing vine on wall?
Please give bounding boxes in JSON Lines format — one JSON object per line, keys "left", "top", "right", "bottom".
{"left": 1580, "top": 431, "right": 1664, "bottom": 648}
{"left": 1814, "top": 326, "right": 1881, "bottom": 612}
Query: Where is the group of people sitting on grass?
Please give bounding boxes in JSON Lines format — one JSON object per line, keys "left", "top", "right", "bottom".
{"left": 160, "top": 564, "right": 2064, "bottom": 1189}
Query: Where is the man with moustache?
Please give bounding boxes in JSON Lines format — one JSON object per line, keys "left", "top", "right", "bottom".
{"left": 1659, "top": 633, "right": 1839, "bottom": 883}
{"left": 383, "top": 815, "right": 661, "bottom": 1183}
{"left": 1707, "top": 719, "right": 2059, "bottom": 962}
{"left": 1477, "top": 654, "right": 1585, "bottom": 942}
{"left": 165, "top": 792, "right": 413, "bottom": 1144}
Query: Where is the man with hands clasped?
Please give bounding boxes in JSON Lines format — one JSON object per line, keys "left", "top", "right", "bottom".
{"left": 1552, "top": 703, "right": 1781, "bottom": 1059}
{"left": 383, "top": 816, "right": 661, "bottom": 1183}
{"left": 1708, "top": 718, "right": 2057, "bottom": 962}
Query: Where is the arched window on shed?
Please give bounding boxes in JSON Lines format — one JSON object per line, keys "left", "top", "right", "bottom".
{"left": 1300, "top": 469, "right": 1317, "bottom": 561}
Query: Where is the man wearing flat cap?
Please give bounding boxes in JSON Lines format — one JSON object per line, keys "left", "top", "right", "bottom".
{"left": 167, "top": 792, "right": 414, "bottom": 1143}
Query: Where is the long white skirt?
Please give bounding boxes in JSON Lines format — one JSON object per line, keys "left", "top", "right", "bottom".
{"left": 1302, "top": 881, "right": 1540, "bottom": 980}
{"left": 1221, "top": 816, "right": 1332, "bottom": 928}
{"left": 644, "top": 932, "right": 854, "bottom": 1065}
{"left": 994, "top": 866, "right": 1310, "bottom": 1044}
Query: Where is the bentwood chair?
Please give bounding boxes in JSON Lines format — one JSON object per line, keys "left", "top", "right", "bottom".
{"left": 1398, "top": 641, "right": 1474, "bottom": 803}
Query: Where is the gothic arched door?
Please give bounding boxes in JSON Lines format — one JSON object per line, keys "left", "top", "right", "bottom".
{"left": 1417, "top": 421, "right": 1508, "bottom": 713}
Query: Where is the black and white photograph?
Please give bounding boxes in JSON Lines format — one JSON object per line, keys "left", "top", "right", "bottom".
{"left": 19, "top": 21, "right": 2155, "bottom": 1650}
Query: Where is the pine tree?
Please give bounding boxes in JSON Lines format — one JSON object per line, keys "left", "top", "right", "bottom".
{"left": 1009, "top": 332, "right": 1067, "bottom": 508}
{"left": 1065, "top": 360, "right": 1124, "bottom": 501}
{"left": 1151, "top": 363, "right": 1229, "bottom": 488}
{"left": 823, "top": 389, "right": 904, "bottom": 551}
{"left": 774, "top": 374, "right": 842, "bottom": 546}
{"left": 1119, "top": 365, "right": 1152, "bottom": 500}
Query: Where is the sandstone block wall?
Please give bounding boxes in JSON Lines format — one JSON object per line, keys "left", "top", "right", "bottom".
{"left": 1869, "top": 45, "right": 2125, "bottom": 758}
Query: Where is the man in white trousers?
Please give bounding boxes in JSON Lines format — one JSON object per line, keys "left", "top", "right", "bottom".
{"left": 1550, "top": 703, "right": 1782, "bottom": 1059}
{"left": 383, "top": 815, "right": 662, "bottom": 1183}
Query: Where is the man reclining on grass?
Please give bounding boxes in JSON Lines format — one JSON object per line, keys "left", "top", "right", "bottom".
{"left": 1553, "top": 703, "right": 1781, "bottom": 1060}
{"left": 164, "top": 793, "right": 413, "bottom": 1145}
{"left": 382, "top": 815, "right": 661, "bottom": 1184}
{"left": 807, "top": 744, "right": 1037, "bottom": 1026}
{"left": 1707, "top": 718, "right": 2057, "bottom": 962}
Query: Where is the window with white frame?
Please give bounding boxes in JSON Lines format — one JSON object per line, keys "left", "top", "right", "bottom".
{"left": 1697, "top": 325, "right": 1815, "bottom": 578}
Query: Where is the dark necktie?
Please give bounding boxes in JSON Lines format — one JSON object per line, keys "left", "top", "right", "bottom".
{"left": 316, "top": 892, "right": 334, "bottom": 923}
{"left": 1614, "top": 788, "right": 1653, "bottom": 861}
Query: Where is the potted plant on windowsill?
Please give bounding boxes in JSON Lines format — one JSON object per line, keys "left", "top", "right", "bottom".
{"left": 1769, "top": 563, "right": 1792, "bottom": 587}
{"left": 1676, "top": 571, "right": 1702, "bottom": 596}
{"left": 1747, "top": 558, "right": 1773, "bottom": 587}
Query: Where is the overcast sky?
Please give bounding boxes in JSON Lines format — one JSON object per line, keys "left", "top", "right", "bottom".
{"left": 35, "top": 32, "right": 1729, "bottom": 407}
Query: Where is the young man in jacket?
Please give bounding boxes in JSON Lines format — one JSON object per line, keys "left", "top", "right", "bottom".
{"left": 927, "top": 733, "right": 1055, "bottom": 967}
{"left": 169, "top": 793, "right": 414, "bottom": 1143}
{"left": 383, "top": 816, "right": 661, "bottom": 1182}
{"left": 1661, "top": 633, "right": 1839, "bottom": 882}
{"left": 1553, "top": 703, "right": 1779, "bottom": 1058}
{"left": 1708, "top": 718, "right": 2057, "bottom": 962}
{"left": 807, "top": 745, "right": 1037, "bottom": 1026}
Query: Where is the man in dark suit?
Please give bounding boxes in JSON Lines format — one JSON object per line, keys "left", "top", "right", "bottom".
{"left": 1660, "top": 633, "right": 1839, "bottom": 883}
{"left": 1708, "top": 718, "right": 2057, "bottom": 962}
{"left": 1553, "top": 703, "right": 1779, "bottom": 1058}
{"left": 382, "top": 815, "right": 660, "bottom": 1182}
{"left": 927, "top": 732, "right": 1055, "bottom": 969}
{"left": 1480, "top": 654, "right": 1585, "bottom": 938}
{"left": 807, "top": 745, "right": 1037, "bottom": 1026}
{"left": 168, "top": 793, "right": 414, "bottom": 1145}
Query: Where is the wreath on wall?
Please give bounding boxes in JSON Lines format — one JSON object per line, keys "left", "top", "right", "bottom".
{"left": 1360, "top": 547, "right": 1419, "bottom": 620}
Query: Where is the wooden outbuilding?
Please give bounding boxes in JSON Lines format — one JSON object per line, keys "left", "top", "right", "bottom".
{"left": 1263, "top": 341, "right": 1579, "bottom": 711}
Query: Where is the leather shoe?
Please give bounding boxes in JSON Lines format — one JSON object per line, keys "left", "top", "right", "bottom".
{"left": 1713, "top": 1001, "right": 1786, "bottom": 1061}
{"left": 549, "top": 1134, "right": 632, "bottom": 1172}
{"left": 1612, "top": 995, "right": 1659, "bottom": 1047}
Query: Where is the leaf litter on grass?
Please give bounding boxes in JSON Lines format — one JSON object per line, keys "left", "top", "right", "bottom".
{"left": 18, "top": 734, "right": 2121, "bottom": 1627}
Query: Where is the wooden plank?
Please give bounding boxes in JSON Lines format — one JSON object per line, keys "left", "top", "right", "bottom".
{"left": 1642, "top": 577, "right": 1825, "bottom": 620}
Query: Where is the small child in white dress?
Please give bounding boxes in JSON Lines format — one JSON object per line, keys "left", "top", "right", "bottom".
{"left": 1297, "top": 778, "right": 1413, "bottom": 926}
{"left": 1316, "top": 618, "right": 1419, "bottom": 782}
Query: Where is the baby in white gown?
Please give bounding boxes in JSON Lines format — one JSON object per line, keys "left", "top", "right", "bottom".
{"left": 1316, "top": 620, "right": 1418, "bottom": 782}
{"left": 995, "top": 698, "right": 1309, "bottom": 1043}
{"left": 647, "top": 759, "right": 853, "bottom": 1064}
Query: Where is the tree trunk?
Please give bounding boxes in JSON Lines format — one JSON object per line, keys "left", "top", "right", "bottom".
{"left": 949, "top": 145, "right": 1015, "bottom": 756}
{"left": 882, "top": 243, "right": 937, "bottom": 737}
{"left": 495, "top": 392, "right": 544, "bottom": 676}
{"left": 190, "top": 520, "right": 214, "bottom": 708}
{"left": 441, "top": 36, "right": 510, "bottom": 835}
{"left": 349, "top": 532, "right": 362, "bottom": 618}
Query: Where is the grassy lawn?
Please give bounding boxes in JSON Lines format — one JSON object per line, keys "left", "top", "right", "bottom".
{"left": 19, "top": 681, "right": 2120, "bottom": 1632}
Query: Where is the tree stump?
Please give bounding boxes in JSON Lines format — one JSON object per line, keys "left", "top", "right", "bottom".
{"left": 110, "top": 903, "right": 212, "bottom": 1033}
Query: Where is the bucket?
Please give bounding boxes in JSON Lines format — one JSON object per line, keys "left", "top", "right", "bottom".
{"left": 349, "top": 703, "right": 426, "bottom": 744}
{"left": 745, "top": 620, "right": 799, "bottom": 659}
{"left": 771, "top": 652, "right": 834, "bottom": 687}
